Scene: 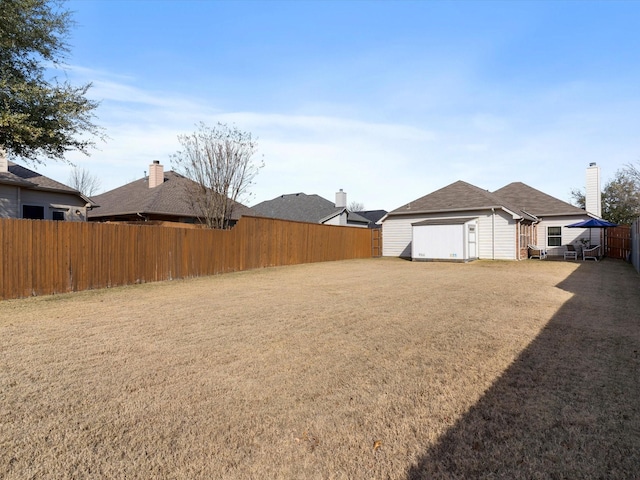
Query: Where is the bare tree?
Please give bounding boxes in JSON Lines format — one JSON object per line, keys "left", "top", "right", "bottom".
{"left": 171, "top": 122, "right": 263, "bottom": 229}
{"left": 68, "top": 166, "right": 101, "bottom": 196}
{"left": 348, "top": 200, "right": 365, "bottom": 212}
{"left": 625, "top": 161, "right": 640, "bottom": 184}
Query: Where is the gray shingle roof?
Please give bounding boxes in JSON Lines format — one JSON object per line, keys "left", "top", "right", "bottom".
{"left": 88, "top": 171, "right": 252, "bottom": 220}
{"left": 0, "top": 161, "right": 82, "bottom": 193}
{"left": 388, "top": 180, "right": 535, "bottom": 220}
{"left": 388, "top": 180, "right": 587, "bottom": 221}
{"left": 320, "top": 209, "right": 370, "bottom": 225}
{"left": 252, "top": 193, "right": 338, "bottom": 223}
{"left": 354, "top": 210, "right": 388, "bottom": 226}
{"left": 493, "top": 182, "right": 587, "bottom": 217}
{"left": 251, "top": 192, "right": 370, "bottom": 225}
{"left": 389, "top": 181, "right": 501, "bottom": 214}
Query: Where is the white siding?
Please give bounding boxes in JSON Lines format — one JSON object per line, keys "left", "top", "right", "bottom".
{"left": 382, "top": 216, "right": 415, "bottom": 257}
{"left": 412, "top": 223, "right": 466, "bottom": 260}
{"left": 536, "top": 215, "right": 594, "bottom": 256}
{"left": 586, "top": 164, "right": 601, "bottom": 217}
{"left": 322, "top": 211, "right": 367, "bottom": 227}
{"left": 476, "top": 210, "right": 517, "bottom": 260}
{"left": 383, "top": 209, "right": 519, "bottom": 260}
{"left": 0, "top": 184, "right": 19, "bottom": 217}
{"left": 323, "top": 214, "right": 343, "bottom": 226}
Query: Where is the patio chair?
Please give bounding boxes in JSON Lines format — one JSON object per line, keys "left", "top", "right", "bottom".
{"left": 528, "top": 244, "right": 547, "bottom": 260}
{"left": 564, "top": 244, "right": 578, "bottom": 261}
{"left": 583, "top": 245, "right": 600, "bottom": 261}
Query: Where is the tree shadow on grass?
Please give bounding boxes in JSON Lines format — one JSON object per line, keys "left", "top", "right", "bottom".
{"left": 408, "top": 260, "right": 640, "bottom": 479}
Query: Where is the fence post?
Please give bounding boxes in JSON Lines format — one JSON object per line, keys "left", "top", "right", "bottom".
{"left": 0, "top": 217, "right": 378, "bottom": 300}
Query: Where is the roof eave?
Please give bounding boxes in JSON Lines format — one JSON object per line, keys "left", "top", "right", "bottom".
{"left": 319, "top": 208, "right": 347, "bottom": 224}
{"left": 0, "top": 179, "right": 97, "bottom": 204}
{"left": 89, "top": 210, "right": 195, "bottom": 218}
{"left": 376, "top": 213, "right": 389, "bottom": 225}
{"left": 0, "top": 177, "right": 35, "bottom": 188}
{"left": 387, "top": 205, "right": 512, "bottom": 218}
{"left": 536, "top": 211, "right": 597, "bottom": 218}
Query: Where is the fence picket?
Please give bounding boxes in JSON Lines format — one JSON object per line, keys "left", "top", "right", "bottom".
{"left": 606, "top": 226, "right": 631, "bottom": 260}
{"left": 0, "top": 217, "right": 376, "bottom": 300}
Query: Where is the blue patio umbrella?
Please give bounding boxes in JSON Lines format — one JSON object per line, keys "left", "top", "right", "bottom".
{"left": 566, "top": 218, "right": 619, "bottom": 254}
{"left": 566, "top": 218, "right": 619, "bottom": 228}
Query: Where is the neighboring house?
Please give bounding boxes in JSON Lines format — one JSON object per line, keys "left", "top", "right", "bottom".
{"left": 88, "top": 161, "right": 253, "bottom": 226}
{"left": 381, "top": 179, "right": 596, "bottom": 261}
{"left": 0, "top": 159, "right": 93, "bottom": 221}
{"left": 251, "top": 189, "right": 370, "bottom": 228}
{"left": 354, "top": 210, "right": 388, "bottom": 229}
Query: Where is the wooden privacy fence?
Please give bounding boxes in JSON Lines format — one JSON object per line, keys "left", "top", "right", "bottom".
{"left": 0, "top": 216, "right": 376, "bottom": 300}
{"left": 632, "top": 219, "right": 640, "bottom": 274}
{"left": 606, "top": 226, "right": 631, "bottom": 260}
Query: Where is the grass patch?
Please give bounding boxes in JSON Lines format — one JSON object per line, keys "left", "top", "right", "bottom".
{"left": 1, "top": 258, "right": 638, "bottom": 479}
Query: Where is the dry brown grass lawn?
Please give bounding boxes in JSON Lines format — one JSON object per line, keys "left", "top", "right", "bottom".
{"left": 1, "top": 258, "right": 639, "bottom": 479}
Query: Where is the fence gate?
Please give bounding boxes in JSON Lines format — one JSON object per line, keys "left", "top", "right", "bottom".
{"left": 606, "top": 226, "right": 631, "bottom": 260}
{"left": 371, "top": 228, "right": 382, "bottom": 257}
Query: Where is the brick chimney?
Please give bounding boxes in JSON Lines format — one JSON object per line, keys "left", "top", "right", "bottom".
{"left": 335, "top": 189, "right": 347, "bottom": 208}
{"left": 148, "top": 160, "right": 164, "bottom": 188}
{"left": 585, "top": 162, "right": 601, "bottom": 217}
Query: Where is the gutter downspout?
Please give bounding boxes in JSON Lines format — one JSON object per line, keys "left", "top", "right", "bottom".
{"left": 491, "top": 207, "right": 495, "bottom": 260}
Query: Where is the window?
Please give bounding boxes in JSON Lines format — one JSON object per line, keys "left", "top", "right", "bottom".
{"left": 22, "top": 205, "right": 44, "bottom": 219}
{"left": 52, "top": 211, "right": 65, "bottom": 221}
{"left": 547, "top": 226, "right": 562, "bottom": 247}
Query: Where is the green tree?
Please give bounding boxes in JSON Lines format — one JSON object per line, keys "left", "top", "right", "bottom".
{"left": 0, "top": 0, "right": 101, "bottom": 164}
{"left": 171, "top": 122, "right": 264, "bottom": 229}
{"left": 571, "top": 167, "right": 640, "bottom": 224}
{"left": 602, "top": 168, "right": 640, "bottom": 225}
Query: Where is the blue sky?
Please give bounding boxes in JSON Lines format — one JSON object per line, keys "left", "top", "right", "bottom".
{"left": 36, "top": 0, "right": 640, "bottom": 210}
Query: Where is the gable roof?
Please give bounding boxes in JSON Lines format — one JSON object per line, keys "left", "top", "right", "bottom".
{"left": 251, "top": 193, "right": 330, "bottom": 223}
{"left": 88, "top": 171, "right": 252, "bottom": 220}
{"left": 252, "top": 192, "right": 370, "bottom": 225}
{"left": 386, "top": 180, "right": 592, "bottom": 222}
{"left": 319, "top": 208, "right": 370, "bottom": 225}
{"left": 252, "top": 193, "right": 335, "bottom": 223}
{"left": 0, "top": 162, "right": 92, "bottom": 203}
{"left": 354, "top": 209, "right": 388, "bottom": 228}
{"left": 493, "top": 182, "right": 590, "bottom": 217}
{"left": 388, "top": 180, "right": 535, "bottom": 221}
{"left": 354, "top": 210, "right": 388, "bottom": 223}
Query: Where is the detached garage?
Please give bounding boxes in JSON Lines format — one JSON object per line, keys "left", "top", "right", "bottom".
{"left": 411, "top": 218, "right": 478, "bottom": 262}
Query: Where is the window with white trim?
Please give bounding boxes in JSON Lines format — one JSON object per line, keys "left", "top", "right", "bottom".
{"left": 547, "top": 226, "right": 562, "bottom": 247}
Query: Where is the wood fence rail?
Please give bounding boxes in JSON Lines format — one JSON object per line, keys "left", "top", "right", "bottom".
{"left": 0, "top": 216, "right": 376, "bottom": 300}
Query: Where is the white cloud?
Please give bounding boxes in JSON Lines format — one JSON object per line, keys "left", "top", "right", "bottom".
{"left": 32, "top": 65, "right": 640, "bottom": 212}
